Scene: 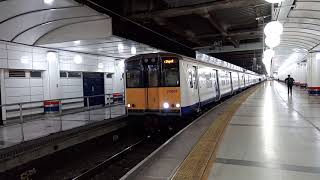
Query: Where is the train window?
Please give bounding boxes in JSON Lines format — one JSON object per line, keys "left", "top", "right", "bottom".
{"left": 126, "top": 60, "right": 143, "bottom": 88}
{"left": 189, "top": 71, "right": 193, "bottom": 88}
{"left": 192, "top": 68, "right": 197, "bottom": 89}
{"left": 205, "top": 73, "right": 212, "bottom": 88}
{"left": 162, "top": 58, "right": 179, "bottom": 87}
{"left": 147, "top": 64, "right": 160, "bottom": 87}
{"left": 126, "top": 69, "right": 142, "bottom": 88}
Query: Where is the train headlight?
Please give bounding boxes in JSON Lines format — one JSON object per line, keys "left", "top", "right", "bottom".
{"left": 176, "top": 103, "right": 181, "bottom": 108}
{"left": 127, "top": 104, "right": 131, "bottom": 108}
{"left": 163, "top": 102, "right": 170, "bottom": 109}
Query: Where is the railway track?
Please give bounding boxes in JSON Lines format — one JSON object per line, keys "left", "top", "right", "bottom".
{"left": 0, "top": 88, "right": 249, "bottom": 180}
{"left": 72, "top": 138, "right": 146, "bottom": 180}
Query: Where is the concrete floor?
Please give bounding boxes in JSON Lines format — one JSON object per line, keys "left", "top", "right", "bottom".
{"left": 209, "top": 81, "right": 320, "bottom": 180}
{"left": 0, "top": 105, "right": 126, "bottom": 149}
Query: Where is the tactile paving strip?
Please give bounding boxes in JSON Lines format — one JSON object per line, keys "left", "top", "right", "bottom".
{"left": 172, "top": 85, "right": 260, "bottom": 180}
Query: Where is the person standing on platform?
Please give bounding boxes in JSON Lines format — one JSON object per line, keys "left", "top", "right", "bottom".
{"left": 285, "top": 75, "right": 295, "bottom": 95}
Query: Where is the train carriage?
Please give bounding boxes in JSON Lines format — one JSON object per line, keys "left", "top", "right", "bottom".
{"left": 125, "top": 53, "right": 262, "bottom": 117}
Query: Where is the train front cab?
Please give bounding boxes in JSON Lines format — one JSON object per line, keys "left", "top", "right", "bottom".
{"left": 125, "top": 55, "right": 181, "bottom": 116}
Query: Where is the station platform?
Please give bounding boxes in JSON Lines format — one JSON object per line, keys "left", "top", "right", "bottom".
{"left": 0, "top": 105, "right": 126, "bottom": 172}
{"left": 122, "top": 81, "right": 320, "bottom": 180}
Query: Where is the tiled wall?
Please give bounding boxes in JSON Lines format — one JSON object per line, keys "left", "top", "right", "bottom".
{"left": 0, "top": 41, "right": 123, "bottom": 120}
{"left": 61, "top": 77, "right": 84, "bottom": 110}
{"left": 4, "top": 71, "right": 45, "bottom": 119}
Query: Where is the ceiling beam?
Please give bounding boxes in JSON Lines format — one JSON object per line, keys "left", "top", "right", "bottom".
{"left": 130, "top": 0, "right": 268, "bottom": 20}
{"left": 202, "top": 11, "right": 239, "bottom": 48}
{"left": 197, "top": 29, "right": 262, "bottom": 41}
{"left": 153, "top": 17, "right": 204, "bottom": 46}
{"left": 195, "top": 42, "right": 263, "bottom": 53}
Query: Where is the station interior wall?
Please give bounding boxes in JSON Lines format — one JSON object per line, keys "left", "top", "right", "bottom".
{"left": 0, "top": 41, "right": 124, "bottom": 120}
{"left": 276, "top": 62, "right": 307, "bottom": 85}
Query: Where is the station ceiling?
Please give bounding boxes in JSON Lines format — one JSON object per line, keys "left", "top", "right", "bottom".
{"left": 0, "top": 0, "right": 159, "bottom": 59}
{"left": 82, "top": 0, "right": 271, "bottom": 74}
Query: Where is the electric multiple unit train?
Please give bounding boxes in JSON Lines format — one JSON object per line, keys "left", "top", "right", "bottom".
{"left": 125, "top": 53, "right": 263, "bottom": 117}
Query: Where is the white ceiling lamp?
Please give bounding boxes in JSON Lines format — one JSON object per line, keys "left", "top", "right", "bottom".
{"left": 44, "top": 0, "right": 54, "bottom": 5}
{"left": 263, "top": 56, "right": 271, "bottom": 65}
{"left": 20, "top": 56, "right": 30, "bottom": 64}
{"left": 264, "top": 49, "right": 275, "bottom": 59}
{"left": 73, "top": 40, "right": 81, "bottom": 45}
{"left": 265, "top": 36, "right": 281, "bottom": 48}
{"left": 131, "top": 46, "right": 137, "bottom": 55}
{"left": 46, "top": 52, "right": 57, "bottom": 62}
{"left": 73, "top": 55, "right": 83, "bottom": 64}
{"left": 118, "top": 43, "right": 124, "bottom": 53}
{"left": 264, "top": 21, "right": 283, "bottom": 37}
{"left": 98, "top": 63, "right": 104, "bottom": 69}
{"left": 264, "top": 0, "right": 284, "bottom": 3}
{"left": 316, "top": 53, "right": 320, "bottom": 60}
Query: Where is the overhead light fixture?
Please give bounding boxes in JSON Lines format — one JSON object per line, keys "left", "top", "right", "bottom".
{"left": 46, "top": 52, "right": 57, "bottom": 62}
{"left": 131, "top": 46, "right": 136, "bottom": 55}
{"left": 264, "top": 49, "right": 275, "bottom": 59}
{"left": 118, "top": 43, "right": 124, "bottom": 53}
{"left": 73, "top": 40, "right": 81, "bottom": 45}
{"left": 44, "top": 0, "right": 54, "bottom": 5}
{"left": 98, "top": 63, "right": 104, "bottom": 69}
{"left": 73, "top": 55, "right": 83, "bottom": 64}
{"left": 316, "top": 53, "right": 320, "bottom": 60}
{"left": 265, "top": 36, "right": 280, "bottom": 48}
{"left": 264, "top": 21, "right": 283, "bottom": 37}
{"left": 264, "top": 0, "right": 284, "bottom": 3}
{"left": 20, "top": 56, "right": 30, "bottom": 64}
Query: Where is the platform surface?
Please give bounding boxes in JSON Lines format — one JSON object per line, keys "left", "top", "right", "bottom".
{"left": 209, "top": 81, "right": 320, "bottom": 180}
{"left": 123, "top": 81, "right": 320, "bottom": 180}
{"left": 0, "top": 105, "right": 126, "bottom": 149}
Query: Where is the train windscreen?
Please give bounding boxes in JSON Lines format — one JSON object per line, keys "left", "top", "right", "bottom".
{"left": 161, "top": 58, "right": 180, "bottom": 87}
{"left": 126, "top": 60, "right": 143, "bottom": 88}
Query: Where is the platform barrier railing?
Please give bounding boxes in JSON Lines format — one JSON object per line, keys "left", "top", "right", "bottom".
{"left": 0, "top": 93, "right": 126, "bottom": 143}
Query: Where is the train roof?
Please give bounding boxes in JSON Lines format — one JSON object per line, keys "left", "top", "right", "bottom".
{"left": 125, "top": 52, "right": 182, "bottom": 62}
{"left": 125, "top": 52, "right": 261, "bottom": 76}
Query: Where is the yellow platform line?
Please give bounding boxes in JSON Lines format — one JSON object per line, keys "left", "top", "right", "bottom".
{"left": 172, "top": 85, "right": 260, "bottom": 180}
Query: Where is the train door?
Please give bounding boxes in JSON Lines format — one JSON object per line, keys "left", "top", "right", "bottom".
{"left": 229, "top": 72, "right": 233, "bottom": 94}
{"left": 243, "top": 74, "right": 246, "bottom": 87}
{"left": 83, "top": 72, "right": 105, "bottom": 107}
{"left": 237, "top": 73, "right": 240, "bottom": 89}
{"left": 214, "top": 70, "right": 220, "bottom": 100}
{"left": 144, "top": 59, "right": 160, "bottom": 111}
{"left": 194, "top": 66, "right": 201, "bottom": 107}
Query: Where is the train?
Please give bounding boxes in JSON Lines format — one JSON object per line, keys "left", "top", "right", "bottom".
{"left": 125, "top": 53, "right": 264, "bottom": 117}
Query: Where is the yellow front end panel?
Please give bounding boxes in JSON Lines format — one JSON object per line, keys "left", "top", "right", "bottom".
{"left": 158, "top": 87, "right": 181, "bottom": 110}
{"left": 126, "top": 87, "right": 181, "bottom": 113}
{"left": 126, "top": 88, "right": 146, "bottom": 110}
{"left": 147, "top": 88, "right": 160, "bottom": 110}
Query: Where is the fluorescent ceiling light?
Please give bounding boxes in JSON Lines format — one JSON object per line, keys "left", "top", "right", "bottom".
{"left": 46, "top": 52, "right": 57, "bottom": 62}
{"left": 265, "top": 0, "right": 284, "bottom": 3}
{"left": 44, "top": 0, "right": 54, "bottom": 5}
{"left": 73, "top": 40, "right": 81, "bottom": 45}
{"left": 73, "top": 55, "right": 83, "bottom": 64}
